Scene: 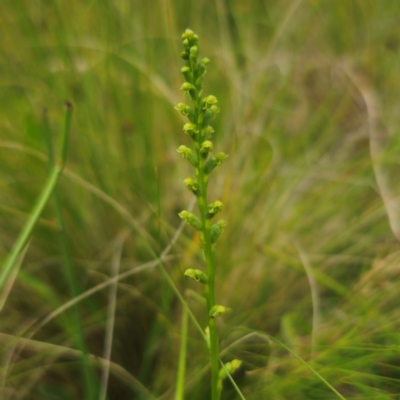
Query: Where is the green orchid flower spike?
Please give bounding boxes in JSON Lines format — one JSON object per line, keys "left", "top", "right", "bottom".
{"left": 175, "top": 29, "right": 229, "bottom": 400}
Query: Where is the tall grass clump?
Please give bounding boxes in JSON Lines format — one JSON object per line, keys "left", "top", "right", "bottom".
{"left": 175, "top": 29, "right": 240, "bottom": 400}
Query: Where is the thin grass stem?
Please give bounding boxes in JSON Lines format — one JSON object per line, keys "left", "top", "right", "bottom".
{"left": 99, "top": 236, "right": 124, "bottom": 400}
{"left": 251, "top": 329, "right": 347, "bottom": 400}
{"left": 174, "top": 304, "right": 188, "bottom": 400}
{"left": 0, "top": 103, "right": 72, "bottom": 292}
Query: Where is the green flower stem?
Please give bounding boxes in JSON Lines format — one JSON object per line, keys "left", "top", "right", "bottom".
{"left": 197, "top": 157, "right": 220, "bottom": 400}
{"left": 177, "top": 29, "right": 228, "bottom": 400}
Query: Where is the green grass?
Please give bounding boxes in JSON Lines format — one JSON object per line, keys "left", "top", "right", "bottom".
{"left": 1, "top": 0, "right": 400, "bottom": 398}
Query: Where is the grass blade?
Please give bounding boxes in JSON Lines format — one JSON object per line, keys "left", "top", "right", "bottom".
{"left": 254, "top": 330, "right": 347, "bottom": 400}
{"left": 174, "top": 304, "right": 188, "bottom": 400}
{"left": 42, "top": 107, "right": 98, "bottom": 400}
{"left": 0, "top": 103, "right": 73, "bottom": 292}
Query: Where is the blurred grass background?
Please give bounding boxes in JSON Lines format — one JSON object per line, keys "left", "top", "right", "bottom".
{"left": 1, "top": 0, "right": 400, "bottom": 399}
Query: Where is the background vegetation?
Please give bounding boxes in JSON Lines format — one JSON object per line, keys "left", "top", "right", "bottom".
{"left": 1, "top": 0, "right": 400, "bottom": 398}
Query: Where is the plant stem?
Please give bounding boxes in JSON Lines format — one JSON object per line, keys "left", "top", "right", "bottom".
{"left": 197, "top": 152, "right": 220, "bottom": 400}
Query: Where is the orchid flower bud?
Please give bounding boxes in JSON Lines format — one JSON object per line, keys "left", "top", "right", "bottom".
{"left": 197, "top": 61, "right": 206, "bottom": 79}
{"left": 178, "top": 210, "right": 202, "bottom": 231}
{"left": 182, "top": 29, "right": 194, "bottom": 40}
{"left": 204, "top": 152, "right": 228, "bottom": 174}
{"left": 174, "top": 103, "right": 187, "bottom": 113}
{"left": 205, "top": 126, "right": 215, "bottom": 139}
{"left": 195, "top": 74, "right": 205, "bottom": 89}
{"left": 202, "top": 108, "right": 213, "bottom": 128}
{"left": 174, "top": 103, "right": 195, "bottom": 122}
{"left": 183, "top": 178, "right": 200, "bottom": 194}
{"left": 197, "top": 57, "right": 210, "bottom": 77}
{"left": 180, "top": 82, "right": 194, "bottom": 91}
{"left": 203, "top": 95, "right": 218, "bottom": 107}
{"left": 206, "top": 200, "right": 223, "bottom": 218}
{"left": 176, "top": 145, "right": 198, "bottom": 167}
{"left": 182, "top": 38, "right": 190, "bottom": 50}
{"left": 184, "top": 268, "right": 209, "bottom": 284}
{"left": 190, "top": 46, "right": 198, "bottom": 58}
{"left": 209, "top": 305, "right": 227, "bottom": 318}
{"left": 210, "top": 105, "right": 220, "bottom": 116}
{"left": 210, "top": 220, "right": 227, "bottom": 244}
{"left": 191, "top": 34, "right": 199, "bottom": 46}
{"left": 183, "top": 123, "right": 198, "bottom": 137}
{"left": 180, "top": 51, "right": 189, "bottom": 60}
{"left": 190, "top": 46, "right": 198, "bottom": 70}
{"left": 181, "top": 66, "right": 192, "bottom": 82}
{"left": 180, "top": 82, "right": 197, "bottom": 100}
{"left": 219, "top": 359, "right": 242, "bottom": 380}
{"left": 200, "top": 140, "right": 213, "bottom": 156}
